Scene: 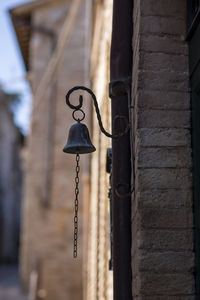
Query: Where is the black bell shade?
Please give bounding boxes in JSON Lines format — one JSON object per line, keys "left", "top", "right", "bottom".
{"left": 63, "top": 123, "right": 96, "bottom": 154}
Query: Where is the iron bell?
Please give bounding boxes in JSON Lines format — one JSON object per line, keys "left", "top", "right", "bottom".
{"left": 63, "top": 123, "right": 96, "bottom": 154}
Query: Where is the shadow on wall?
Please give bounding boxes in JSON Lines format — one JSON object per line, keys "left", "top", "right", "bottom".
{"left": 0, "top": 87, "right": 24, "bottom": 264}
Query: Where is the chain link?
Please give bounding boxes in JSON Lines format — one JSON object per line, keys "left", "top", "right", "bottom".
{"left": 74, "top": 154, "right": 80, "bottom": 258}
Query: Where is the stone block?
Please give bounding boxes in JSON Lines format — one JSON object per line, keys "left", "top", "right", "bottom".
{"left": 137, "top": 168, "right": 192, "bottom": 189}
{"left": 139, "top": 52, "right": 188, "bottom": 73}
{"left": 137, "top": 147, "right": 192, "bottom": 168}
{"left": 136, "top": 90, "right": 190, "bottom": 110}
{"left": 140, "top": 34, "right": 188, "bottom": 55}
{"left": 138, "top": 70, "right": 189, "bottom": 92}
{"left": 137, "top": 110, "right": 190, "bottom": 128}
{"left": 132, "top": 188, "right": 193, "bottom": 219}
{"left": 138, "top": 229, "right": 193, "bottom": 251}
{"left": 137, "top": 128, "right": 191, "bottom": 147}
{"left": 136, "top": 190, "right": 193, "bottom": 209}
{"left": 140, "top": 0, "right": 186, "bottom": 18}
{"left": 141, "top": 16, "right": 186, "bottom": 36}
{"left": 140, "top": 273, "right": 195, "bottom": 295}
{"left": 138, "top": 250, "right": 194, "bottom": 273}
{"left": 138, "top": 207, "right": 193, "bottom": 229}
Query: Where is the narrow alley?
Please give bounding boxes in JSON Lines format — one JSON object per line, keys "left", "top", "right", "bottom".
{"left": 0, "top": 266, "right": 27, "bottom": 300}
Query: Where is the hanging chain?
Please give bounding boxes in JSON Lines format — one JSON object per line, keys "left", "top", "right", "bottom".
{"left": 74, "top": 153, "right": 80, "bottom": 258}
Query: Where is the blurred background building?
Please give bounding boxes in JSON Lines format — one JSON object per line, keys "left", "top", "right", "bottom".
{"left": 10, "top": 0, "right": 91, "bottom": 299}
{"left": 10, "top": 0, "right": 113, "bottom": 299}
{"left": 0, "top": 88, "right": 23, "bottom": 264}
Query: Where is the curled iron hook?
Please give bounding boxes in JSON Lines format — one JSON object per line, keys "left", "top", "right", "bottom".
{"left": 66, "top": 86, "right": 130, "bottom": 139}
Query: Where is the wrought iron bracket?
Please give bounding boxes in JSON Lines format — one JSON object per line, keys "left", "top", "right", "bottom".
{"left": 65, "top": 86, "right": 130, "bottom": 139}
{"left": 109, "top": 77, "right": 131, "bottom": 98}
{"left": 115, "top": 183, "right": 134, "bottom": 198}
{"left": 109, "top": 77, "right": 135, "bottom": 198}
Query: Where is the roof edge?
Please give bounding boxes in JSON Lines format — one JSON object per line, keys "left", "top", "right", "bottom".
{"left": 9, "top": 0, "right": 65, "bottom": 17}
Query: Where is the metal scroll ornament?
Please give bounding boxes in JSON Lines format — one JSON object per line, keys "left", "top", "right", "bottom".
{"left": 63, "top": 86, "right": 130, "bottom": 258}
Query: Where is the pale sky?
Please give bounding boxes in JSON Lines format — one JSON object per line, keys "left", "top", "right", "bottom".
{"left": 0, "top": 0, "right": 34, "bottom": 134}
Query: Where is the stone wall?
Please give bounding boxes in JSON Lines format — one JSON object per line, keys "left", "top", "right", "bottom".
{"left": 131, "top": 0, "right": 195, "bottom": 298}
{"left": 20, "top": 1, "right": 91, "bottom": 299}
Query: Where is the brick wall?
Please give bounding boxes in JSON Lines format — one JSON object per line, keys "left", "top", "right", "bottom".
{"left": 131, "top": 0, "right": 195, "bottom": 298}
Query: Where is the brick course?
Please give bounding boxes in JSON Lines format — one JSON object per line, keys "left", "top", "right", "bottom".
{"left": 137, "top": 90, "right": 190, "bottom": 110}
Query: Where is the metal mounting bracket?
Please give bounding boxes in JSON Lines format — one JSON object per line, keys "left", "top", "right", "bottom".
{"left": 109, "top": 77, "right": 131, "bottom": 98}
